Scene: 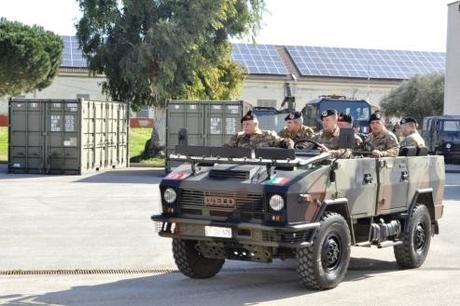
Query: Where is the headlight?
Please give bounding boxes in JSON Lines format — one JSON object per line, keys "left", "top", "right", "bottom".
{"left": 269, "top": 195, "right": 285, "bottom": 211}
{"left": 446, "top": 143, "right": 452, "bottom": 149}
{"left": 164, "top": 188, "right": 177, "bottom": 203}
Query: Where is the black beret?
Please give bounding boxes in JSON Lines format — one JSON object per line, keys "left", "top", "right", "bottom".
{"left": 241, "top": 110, "right": 256, "bottom": 123}
{"left": 400, "top": 116, "right": 417, "bottom": 125}
{"left": 338, "top": 113, "right": 352, "bottom": 124}
{"left": 285, "top": 111, "right": 302, "bottom": 121}
{"left": 320, "top": 109, "right": 338, "bottom": 120}
{"left": 369, "top": 112, "right": 383, "bottom": 122}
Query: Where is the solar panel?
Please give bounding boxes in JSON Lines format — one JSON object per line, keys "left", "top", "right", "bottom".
{"left": 231, "top": 44, "right": 288, "bottom": 75}
{"left": 60, "top": 35, "right": 87, "bottom": 68}
{"left": 286, "top": 45, "right": 445, "bottom": 80}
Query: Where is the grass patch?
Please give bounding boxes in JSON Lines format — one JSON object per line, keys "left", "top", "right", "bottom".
{"left": 129, "top": 128, "right": 153, "bottom": 158}
{"left": 0, "top": 127, "right": 7, "bottom": 162}
{"left": 136, "top": 157, "right": 165, "bottom": 167}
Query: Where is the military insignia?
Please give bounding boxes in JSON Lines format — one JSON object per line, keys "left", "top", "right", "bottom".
{"left": 289, "top": 113, "right": 294, "bottom": 119}
{"left": 321, "top": 111, "right": 328, "bottom": 117}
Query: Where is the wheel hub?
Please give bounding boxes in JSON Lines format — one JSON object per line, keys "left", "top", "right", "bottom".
{"left": 414, "top": 223, "right": 426, "bottom": 253}
{"left": 322, "top": 235, "right": 342, "bottom": 271}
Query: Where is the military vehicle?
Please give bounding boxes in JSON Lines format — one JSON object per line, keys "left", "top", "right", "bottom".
{"left": 151, "top": 140, "right": 445, "bottom": 289}
{"left": 302, "top": 95, "right": 378, "bottom": 133}
{"left": 422, "top": 115, "right": 460, "bottom": 164}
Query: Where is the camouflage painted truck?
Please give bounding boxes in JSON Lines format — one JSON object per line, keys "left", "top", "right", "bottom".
{"left": 151, "top": 141, "right": 445, "bottom": 289}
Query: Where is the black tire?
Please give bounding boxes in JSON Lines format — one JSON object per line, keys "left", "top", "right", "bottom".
{"left": 394, "top": 204, "right": 432, "bottom": 268}
{"left": 296, "top": 212, "right": 351, "bottom": 290}
{"left": 172, "top": 239, "right": 224, "bottom": 279}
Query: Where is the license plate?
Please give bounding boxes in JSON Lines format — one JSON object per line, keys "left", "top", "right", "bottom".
{"left": 204, "top": 226, "right": 232, "bottom": 238}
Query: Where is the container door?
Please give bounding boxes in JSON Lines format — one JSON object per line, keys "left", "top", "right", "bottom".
{"left": 167, "top": 102, "right": 203, "bottom": 153}
{"left": 205, "top": 102, "right": 241, "bottom": 146}
{"left": 9, "top": 101, "right": 45, "bottom": 173}
{"left": 45, "top": 101, "right": 81, "bottom": 174}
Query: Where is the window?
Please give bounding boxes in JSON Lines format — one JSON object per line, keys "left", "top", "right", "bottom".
{"left": 257, "top": 99, "right": 277, "bottom": 108}
{"left": 443, "top": 120, "right": 460, "bottom": 132}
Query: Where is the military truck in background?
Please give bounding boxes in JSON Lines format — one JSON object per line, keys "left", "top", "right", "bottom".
{"left": 152, "top": 140, "right": 445, "bottom": 290}
{"left": 422, "top": 115, "right": 460, "bottom": 164}
{"left": 302, "top": 95, "right": 378, "bottom": 133}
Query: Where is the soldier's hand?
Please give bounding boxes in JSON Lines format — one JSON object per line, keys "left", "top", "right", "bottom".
{"left": 287, "top": 139, "right": 294, "bottom": 149}
{"left": 318, "top": 143, "right": 329, "bottom": 152}
{"left": 372, "top": 150, "right": 383, "bottom": 157}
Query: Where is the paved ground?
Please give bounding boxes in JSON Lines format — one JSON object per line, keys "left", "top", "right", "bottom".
{"left": 0, "top": 165, "right": 459, "bottom": 305}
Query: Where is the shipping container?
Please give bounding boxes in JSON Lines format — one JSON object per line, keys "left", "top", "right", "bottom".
{"left": 165, "top": 100, "right": 251, "bottom": 172}
{"left": 8, "top": 98, "right": 129, "bottom": 174}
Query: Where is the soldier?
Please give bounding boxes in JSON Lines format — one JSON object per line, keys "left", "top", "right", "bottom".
{"left": 313, "top": 109, "right": 359, "bottom": 158}
{"left": 337, "top": 113, "right": 363, "bottom": 147}
{"left": 227, "top": 111, "right": 294, "bottom": 149}
{"left": 399, "top": 116, "right": 426, "bottom": 148}
{"left": 364, "top": 112, "right": 399, "bottom": 157}
{"left": 278, "top": 111, "right": 315, "bottom": 143}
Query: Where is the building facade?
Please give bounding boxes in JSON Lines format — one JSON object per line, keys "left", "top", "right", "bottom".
{"left": 444, "top": 1, "right": 460, "bottom": 115}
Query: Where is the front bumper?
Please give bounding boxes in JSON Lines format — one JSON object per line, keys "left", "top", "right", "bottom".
{"left": 151, "top": 214, "right": 320, "bottom": 248}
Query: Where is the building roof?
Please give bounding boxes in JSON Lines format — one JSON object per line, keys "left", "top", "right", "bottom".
{"left": 60, "top": 36, "right": 445, "bottom": 81}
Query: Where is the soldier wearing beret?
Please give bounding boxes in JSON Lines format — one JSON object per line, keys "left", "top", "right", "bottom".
{"left": 399, "top": 116, "right": 426, "bottom": 148}
{"left": 227, "top": 111, "right": 294, "bottom": 149}
{"left": 313, "top": 109, "right": 360, "bottom": 158}
{"left": 364, "top": 112, "right": 399, "bottom": 157}
{"left": 337, "top": 112, "right": 363, "bottom": 146}
{"left": 278, "top": 111, "right": 315, "bottom": 143}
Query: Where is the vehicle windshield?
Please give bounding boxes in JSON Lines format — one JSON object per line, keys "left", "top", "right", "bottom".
{"left": 442, "top": 120, "right": 460, "bottom": 132}
{"left": 318, "top": 101, "right": 370, "bottom": 121}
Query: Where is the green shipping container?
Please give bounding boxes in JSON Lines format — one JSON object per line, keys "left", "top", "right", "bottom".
{"left": 8, "top": 98, "right": 129, "bottom": 174}
{"left": 165, "top": 100, "right": 252, "bottom": 172}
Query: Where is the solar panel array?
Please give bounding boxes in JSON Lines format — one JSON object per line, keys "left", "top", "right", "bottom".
{"left": 285, "top": 46, "right": 445, "bottom": 80}
{"left": 61, "top": 36, "right": 87, "bottom": 68}
{"left": 59, "top": 36, "right": 445, "bottom": 80}
{"left": 231, "top": 44, "right": 288, "bottom": 75}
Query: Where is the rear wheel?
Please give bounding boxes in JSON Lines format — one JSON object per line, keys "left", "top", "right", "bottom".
{"left": 172, "top": 239, "right": 224, "bottom": 278}
{"left": 296, "top": 212, "right": 351, "bottom": 290}
{"left": 394, "top": 204, "right": 432, "bottom": 268}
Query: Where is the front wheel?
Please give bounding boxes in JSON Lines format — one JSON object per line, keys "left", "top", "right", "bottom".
{"left": 394, "top": 204, "right": 432, "bottom": 268}
{"left": 172, "top": 239, "right": 224, "bottom": 279}
{"left": 296, "top": 212, "right": 351, "bottom": 290}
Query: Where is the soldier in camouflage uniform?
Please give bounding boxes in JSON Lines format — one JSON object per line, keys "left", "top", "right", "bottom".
{"left": 313, "top": 109, "right": 360, "bottom": 158}
{"left": 364, "top": 112, "right": 400, "bottom": 157}
{"left": 337, "top": 113, "right": 363, "bottom": 147}
{"left": 399, "top": 116, "right": 426, "bottom": 148}
{"left": 227, "top": 111, "right": 294, "bottom": 149}
{"left": 278, "top": 111, "right": 315, "bottom": 143}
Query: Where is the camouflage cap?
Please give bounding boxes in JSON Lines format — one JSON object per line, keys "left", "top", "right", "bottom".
{"left": 320, "top": 109, "right": 338, "bottom": 120}
{"left": 241, "top": 110, "right": 257, "bottom": 123}
{"left": 369, "top": 111, "right": 383, "bottom": 123}
{"left": 400, "top": 116, "right": 417, "bottom": 125}
{"left": 285, "top": 111, "right": 303, "bottom": 121}
{"left": 338, "top": 113, "right": 352, "bottom": 124}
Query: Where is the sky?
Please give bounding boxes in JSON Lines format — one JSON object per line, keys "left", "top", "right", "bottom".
{"left": 0, "top": 0, "right": 455, "bottom": 52}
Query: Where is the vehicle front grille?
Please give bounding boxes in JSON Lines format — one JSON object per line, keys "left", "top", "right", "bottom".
{"left": 178, "top": 189, "right": 265, "bottom": 220}
{"left": 208, "top": 169, "right": 249, "bottom": 180}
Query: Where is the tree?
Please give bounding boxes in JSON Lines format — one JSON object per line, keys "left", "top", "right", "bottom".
{"left": 76, "top": 0, "right": 265, "bottom": 109}
{"left": 380, "top": 72, "right": 444, "bottom": 124}
{"left": 0, "top": 18, "right": 64, "bottom": 97}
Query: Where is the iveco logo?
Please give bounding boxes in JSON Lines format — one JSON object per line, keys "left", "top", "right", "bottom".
{"left": 204, "top": 196, "right": 236, "bottom": 208}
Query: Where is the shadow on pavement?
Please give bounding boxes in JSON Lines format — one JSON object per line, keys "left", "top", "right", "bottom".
{"left": 4, "top": 258, "right": 400, "bottom": 306}
{"left": 74, "top": 168, "right": 165, "bottom": 184}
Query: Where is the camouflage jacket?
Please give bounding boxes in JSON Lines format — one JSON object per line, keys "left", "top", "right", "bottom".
{"left": 226, "top": 129, "right": 290, "bottom": 149}
{"left": 400, "top": 131, "right": 426, "bottom": 148}
{"left": 364, "top": 130, "right": 400, "bottom": 157}
{"left": 313, "top": 127, "right": 361, "bottom": 158}
{"left": 278, "top": 125, "right": 315, "bottom": 142}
